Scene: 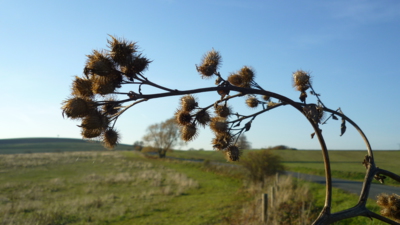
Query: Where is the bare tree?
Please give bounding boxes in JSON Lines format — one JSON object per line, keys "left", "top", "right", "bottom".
{"left": 142, "top": 118, "right": 182, "bottom": 158}
{"left": 236, "top": 134, "right": 251, "bottom": 150}
{"left": 62, "top": 36, "right": 400, "bottom": 224}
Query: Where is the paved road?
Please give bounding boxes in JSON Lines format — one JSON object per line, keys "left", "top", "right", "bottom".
{"left": 285, "top": 171, "right": 400, "bottom": 200}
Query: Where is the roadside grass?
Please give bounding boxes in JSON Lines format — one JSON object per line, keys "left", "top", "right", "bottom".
{"left": 307, "top": 181, "right": 386, "bottom": 225}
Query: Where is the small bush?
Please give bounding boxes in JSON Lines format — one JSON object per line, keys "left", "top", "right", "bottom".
{"left": 240, "top": 150, "right": 284, "bottom": 186}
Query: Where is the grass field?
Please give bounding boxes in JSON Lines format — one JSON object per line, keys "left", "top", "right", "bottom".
{"left": 0, "top": 138, "right": 398, "bottom": 224}
{"left": 0, "top": 151, "right": 249, "bottom": 224}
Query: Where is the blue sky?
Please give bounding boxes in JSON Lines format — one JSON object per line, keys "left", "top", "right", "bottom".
{"left": 1, "top": 0, "right": 399, "bottom": 150}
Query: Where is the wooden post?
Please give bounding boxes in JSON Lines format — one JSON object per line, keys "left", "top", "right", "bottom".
{"left": 262, "top": 193, "right": 268, "bottom": 223}
{"left": 270, "top": 186, "right": 274, "bottom": 207}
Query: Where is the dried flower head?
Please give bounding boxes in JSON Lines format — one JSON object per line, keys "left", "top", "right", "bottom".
{"left": 238, "top": 66, "right": 255, "bottom": 88}
{"left": 246, "top": 97, "right": 259, "bottom": 108}
{"left": 227, "top": 74, "right": 243, "bottom": 87}
{"left": 103, "top": 128, "right": 120, "bottom": 149}
{"left": 91, "top": 73, "right": 122, "bottom": 95}
{"left": 262, "top": 95, "right": 270, "bottom": 101}
{"left": 81, "top": 128, "right": 102, "bottom": 139}
{"left": 81, "top": 110, "right": 109, "bottom": 130}
{"left": 101, "top": 98, "right": 121, "bottom": 115}
{"left": 293, "top": 70, "right": 311, "bottom": 92}
{"left": 212, "top": 132, "right": 232, "bottom": 150}
{"left": 225, "top": 145, "right": 241, "bottom": 162}
{"left": 197, "top": 49, "right": 221, "bottom": 78}
{"left": 214, "top": 104, "right": 231, "bottom": 118}
{"left": 181, "top": 124, "right": 198, "bottom": 141}
{"left": 72, "top": 76, "right": 93, "bottom": 98}
{"left": 62, "top": 97, "right": 95, "bottom": 119}
{"left": 84, "top": 50, "right": 115, "bottom": 77}
{"left": 210, "top": 117, "right": 228, "bottom": 133}
{"left": 267, "top": 101, "right": 279, "bottom": 108}
{"left": 107, "top": 35, "right": 137, "bottom": 66}
{"left": 377, "top": 193, "right": 400, "bottom": 222}
{"left": 175, "top": 110, "right": 192, "bottom": 126}
{"left": 217, "top": 89, "right": 230, "bottom": 98}
{"left": 181, "top": 95, "right": 198, "bottom": 112}
{"left": 121, "top": 55, "right": 152, "bottom": 79}
{"left": 195, "top": 109, "right": 210, "bottom": 127}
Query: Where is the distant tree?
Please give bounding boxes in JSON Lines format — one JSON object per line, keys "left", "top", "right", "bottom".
{"left": 133, "top": 141, "right": 144, "bottom": 151}
{"left": 236, "top": 134, "right": 252, "bottom": 150}
{"left": 142, "top": 118, "right": 183, "bottom": 158}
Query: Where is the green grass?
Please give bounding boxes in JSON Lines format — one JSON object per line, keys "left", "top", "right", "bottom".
{"left": 0, "top": 151, "right": 247, "bottom": 225}
{"left": 1, "top": 140, "right": 399, "bottom": 224}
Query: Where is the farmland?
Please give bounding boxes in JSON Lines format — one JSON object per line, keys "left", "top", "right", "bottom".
{"left": 0, "top": 138, "right": 398, "bottom": 224}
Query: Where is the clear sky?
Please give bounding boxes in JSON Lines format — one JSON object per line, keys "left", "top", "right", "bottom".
{"left": 1, "top": 0, "right": 399, "bottom": 150}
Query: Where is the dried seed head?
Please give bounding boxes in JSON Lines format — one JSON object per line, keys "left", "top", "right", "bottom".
{"left": 214, "top": 104, "right": 231, "bottom": 118}
{"left": 107, "top": 35, "right": 137, "bottom": 66}
{"left": 267, "top": 101, "right": 279, "bottom": 108}
{"left": 84, "top": 50, "right": 115, "bottom": 77}
{"left": 131, "top": 55, "right": 151, "bottom": 74}
{"left": 72, "top": 76, "right": 93, "bottom": 98}
{"left": 175, "top": 110, "right": 192, "bottom": 126}
{"left": 181, "top": 95, "right": 198, "bottom": 112}
{"left": 62, "top": 97, "right": 95, "bottom": 119}
{"left": 210, "top": 117, "right": 228, "bottom": 133}
{"left": 91, "top": 73, "right": 122, "bottom": 95}
{"left": 317, "top": 105, "right": 325, "bottom": 122}
{"left": 293, "top": 70, "right": 311, "bottom": 92}
{"left": 195, "top": 109, "right": 210, "bottom": 127}
{"left": 81, "top": 111, "right": 109, "bottom": 130}
{"left": 121, "top": 55, "right": 152, "bottom": 79}
{"left": 381, "top": 208, "right": 392, "bottom": 217}
{"left": 217, "top": 89, "right": 230, "bottom": 98}
{"left": 227, "top": 74, "right": 243, "bottom": 87}
{"left": 377, "top": 194, "right": 400, "bottom": 221}
{"left": 181, "top": 124, "right": 198, "bottom": 141}
{"left": 103, "top": 128, "right": 120, "bottom": 149}
{"left": 225, "top": 145, "right": 241, "bottom": 162}
{"left": 262, "top": 95, "right": 270, "bottom": 101}
{"left": 197, "top": 49, "right": 221, "bottom": 78}
{"left": 102, "top": 98, "right": 121, "bottom": 115}
{"left": 238, "top": 66, "right": 255, "bottom": 88}
{"left": 246, "top": 97, "right": 259, "bottom": 108}
{"left": 377, "top": 194, "right": 389, "bottom": 207}
{"left": 212, "top": 132, "right": 232, "bottom": 150}
{"left": 388, "top": 194, "right": 400, "bottom": 207}
{"left": 81, "top": 128, "right": 102, "bottom": 139}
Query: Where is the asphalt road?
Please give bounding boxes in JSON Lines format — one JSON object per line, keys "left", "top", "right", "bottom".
{"left": 285, "top": 171, "right": 400, "bottom": 200}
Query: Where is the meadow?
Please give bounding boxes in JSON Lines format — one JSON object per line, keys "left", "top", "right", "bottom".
{"left": 0, "top": 138, "right": 398, "bottom": 224}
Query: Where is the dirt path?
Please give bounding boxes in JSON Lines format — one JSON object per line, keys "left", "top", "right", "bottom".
{"left": 285, "top": 171, "right": 400, "bottom": 200}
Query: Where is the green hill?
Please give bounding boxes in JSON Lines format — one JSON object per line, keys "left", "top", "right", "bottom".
{"left": 0, "top": 138, "right": 133, "bottom": 154}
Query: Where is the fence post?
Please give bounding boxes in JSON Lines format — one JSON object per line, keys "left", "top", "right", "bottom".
{"left": 262, "top": 193, "right": 268, "bottom": 223}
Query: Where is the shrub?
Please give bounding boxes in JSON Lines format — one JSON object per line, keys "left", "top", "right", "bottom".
{"left": 240, "top": 150, "right": 284, "bottom": 186}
